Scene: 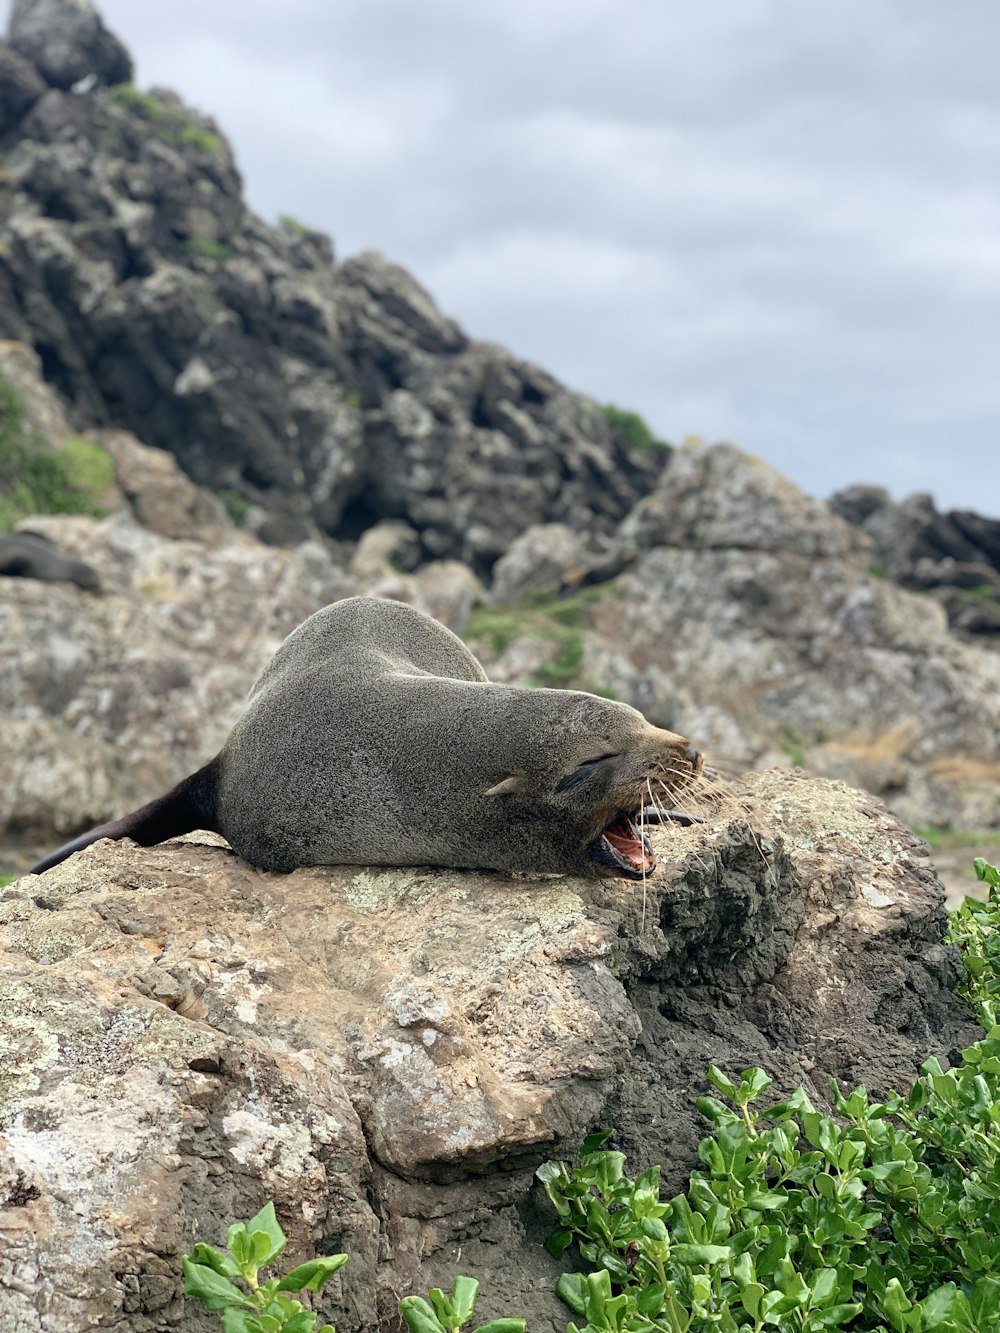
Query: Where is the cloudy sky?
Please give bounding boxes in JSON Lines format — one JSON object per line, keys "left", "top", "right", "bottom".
{"left": 10, "top": 0, "right": 1000, "bottom": 511}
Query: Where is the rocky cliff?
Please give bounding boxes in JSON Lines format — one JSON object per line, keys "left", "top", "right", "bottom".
{"left": 0, "top": 0, "right": 665, "bottom": 568}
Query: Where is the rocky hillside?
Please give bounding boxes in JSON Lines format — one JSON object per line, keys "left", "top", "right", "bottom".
{"left": 0, "top": 0, "right": 665, "bottom": 568}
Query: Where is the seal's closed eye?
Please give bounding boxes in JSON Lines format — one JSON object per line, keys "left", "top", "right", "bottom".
{"left": 554, "top": 753, "right": 619, "bottom": 793}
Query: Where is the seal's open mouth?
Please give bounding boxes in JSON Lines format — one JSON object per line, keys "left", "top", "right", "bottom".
{"left": 588, "top": 812, "right": 655, "bottom": 880}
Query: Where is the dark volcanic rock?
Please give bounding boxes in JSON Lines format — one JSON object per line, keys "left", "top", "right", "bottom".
{"left": 0, "top": 5, "right": 667, "bottom": 564}
{"left": 0, "top": 43, "right": 46, "bottom": 133}
{"left": 9, "top": 0, "right": 133, "bottom": 90}
{"left": 830, "top": 485, "right": 1000, "bottom": 635}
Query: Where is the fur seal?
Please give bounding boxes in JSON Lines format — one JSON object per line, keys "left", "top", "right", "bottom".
{"left": 0, "top": 531, "right": 101, "bottom": 592}
{"left": 29, "top": 597, "right": 703, "bottom": 879}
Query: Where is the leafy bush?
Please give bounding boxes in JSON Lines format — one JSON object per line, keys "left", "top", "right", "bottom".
{"left": 537, "top": 860, "right": 1000, "bottom": 1333}
{"left": 108, "top": 83, "right": 223, "bottom": 155}
{"left": 183, "top": 1204, "right": 525, "bottom": 1333}
{"left": 599, "top": 405, "right": 671, "bottom": 454}
{"left": 0, "top": 375, "right": 112, "bottom": 530}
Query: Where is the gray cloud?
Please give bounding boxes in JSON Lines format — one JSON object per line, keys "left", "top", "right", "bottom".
{"left": 5, "top": 0, "right": 999, "bottom": 510}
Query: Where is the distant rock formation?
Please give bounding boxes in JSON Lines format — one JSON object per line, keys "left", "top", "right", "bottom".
{"left": 830, "top": 485, "right": 1000, "bottom": 635}
{"left": 0, "top": 770, "right": 979, "bottom": 1330}
{"left": 0, "top": 2, "right": 666, "bottom": 567}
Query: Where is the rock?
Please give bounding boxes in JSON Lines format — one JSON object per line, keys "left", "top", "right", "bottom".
{"left": 0, "top": 42, "right": 46, "bottom": 134}
{"left": 349, "top": 519, "right": 422, "bottom": 581}
{"left": 490, "top": 524, "right": 585, "bottom": 605}
{"left": 828, "top": 483, "right": 892, "bottom": 528}
{"left": 622, "top": 442, "right": 869, "bottom": 560}
{"left": 95, "top": 428, "right": 230, "bottom": 541}
{"left": 8, "top": 0, "right": 133, "bottom": 90}
{"left": 831, "top": 486, "right": 1000, "bottom": 636}
{"left": 0, "top": 769, "right": 978, "bottom": 1330}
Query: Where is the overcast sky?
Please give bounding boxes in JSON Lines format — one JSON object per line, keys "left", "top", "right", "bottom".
{"left": 8, "top": 0, "right": 1000, "bottom": 512}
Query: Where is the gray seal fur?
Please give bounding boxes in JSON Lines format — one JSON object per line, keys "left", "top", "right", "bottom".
{"left": 30, "top": 596, "right": 702, "bottom": 878}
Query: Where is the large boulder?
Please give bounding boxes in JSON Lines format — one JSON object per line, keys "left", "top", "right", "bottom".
{"left": 0, "top": 769, "right": 979, "bottom": 1330}
{"left": 8, "top": 0, "right": 133, "bottom": 90}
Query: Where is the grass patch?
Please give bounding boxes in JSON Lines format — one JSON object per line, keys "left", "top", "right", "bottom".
{"left": 778, "top": 725, "right": 806, "bottom": 768}
{"left": 220, "top": 489, "right": 254, "bottom": 524}
{"left": 278, "top": 213, "right": 314, "bottom": 238}
{"left": 914, "top": 827, "right": 1000, "bottom": 851}
{"left": 182, "top": 236, "right": 233, "bottom": 262}
{"left": 0, "top": 873, "right": 14, "bottom": 888}
{"left": 961, "top": 584, "right": 999, "bottom": 604}
{"left": 109, "top": 83, "right": 223, "bottom": 156}
{"left": 466, "top": 585, "right": 617, "bottom": 690}
{"left": 600, "top": 403, "right": 672, "bottom": 453}
{"left": 0, "top": 376, "right": 112, "bottom": 530}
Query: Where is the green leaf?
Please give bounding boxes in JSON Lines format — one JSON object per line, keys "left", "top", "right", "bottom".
{"left": 280, "top": 1313, "right": 319, "bottom": 1333}
{"left": 221, "top": 1310, "right": 253, "bottom": 1333}
{"left": 555, "top": 1273, "right": 587, "bottom": 1316}
{"left": 544, "top": 1226, "right": 574, "bottom": 1260}
{"left": 671, "top": 1243, "right": 732, "bottom": 1265}
{"left": 471, "top": 1322, "right": 526, "bottom": 1333}
{"left": 276, "top": 1254, "right": 349, "bottom": 1293}
{"left": 244, "top": 1203, "right": 287, "bottom": 1267}
{"left": 428, "top": 1289, "right": 454, "bottom": 1326}
{"left": 581, "top": 1129, "right": 615, "bottom": 1155}
{"left": 188, "top": 1243, "right": 241, "bottom": 1278}
{"left": 228, "top": 1226, "right": 252, "bottom": 1268}
{"left": 399, "top": 1296, "right": 447, "bottom": 1333}
{"left": 706, "top": 1065, "right": 739, "bottom": 1099}
{"left": 182, "top": 1259, "right": 254, "bottom": 1311}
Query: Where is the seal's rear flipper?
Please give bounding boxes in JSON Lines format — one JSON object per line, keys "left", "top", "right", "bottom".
{"left": 28, "top": 758, "right": 221, "bottom": 875}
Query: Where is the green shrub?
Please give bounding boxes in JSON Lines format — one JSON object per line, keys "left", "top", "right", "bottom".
{"left": 183, "top": 1203, "right": 524, "bottom": 1333}
{"left": 0, "top": 375, "right": 112, "bottom": 530}
{"left": 183, "top": 236, "right": 234, "bottom": 262}
{"left": 537, "top": 859, "right": 1000, "bottom": 1333}
{"left": 109, "top": 83, "right": 223, "bottom": 155}
{"left": 600, "top": 404, "right": 672, "bottom": 453}
{"left": 278, "top": 213, "right": 314, "bottom": 238}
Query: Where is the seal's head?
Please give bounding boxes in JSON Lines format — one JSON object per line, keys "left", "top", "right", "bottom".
{"left": 475, "top": 687, "right": 703, "bottom": 880}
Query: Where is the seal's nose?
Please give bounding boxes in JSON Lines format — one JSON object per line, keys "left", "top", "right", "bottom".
{"left": 685, "top": 744, "right": 703, "bottom": 771}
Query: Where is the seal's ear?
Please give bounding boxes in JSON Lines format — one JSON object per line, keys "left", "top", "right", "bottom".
{"left": 484, "top": 774, "right": 523, "bottom": 798}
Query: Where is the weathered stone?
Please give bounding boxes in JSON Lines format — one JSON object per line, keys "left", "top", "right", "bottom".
{"left": 490, "top": 524, "right": 585, "bottom": 605}
{"left": 8, "top": 0, "right": 133, "bottom": 90}
{"left": 0, "top": 770, "right": 979, "bottom": 1330}
{"left": 831, "top": 485, "right": 1000, "bottom": 636}
{"left": 0, "top": 42, "right": 46, "bottom": 133}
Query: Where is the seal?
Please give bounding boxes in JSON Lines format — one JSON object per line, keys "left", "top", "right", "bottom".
{"left": 29, "top": 597, "right": 703, "bottom": 879}
{"left": 0, "top": 531, "right": 101, "bottom": 591}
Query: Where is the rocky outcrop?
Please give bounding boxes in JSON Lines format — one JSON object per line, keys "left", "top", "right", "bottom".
{"left": 0, "top": 5, "right": 666, "bottom": 566}
{"left": 8, "top": 0, "right": 132, "bottom": 91}
{"left": 830, "top": 485, "right": 1000, "bottom": 636}
{"left": 0, "top": 769, "right": 979, "bottom": 1331}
